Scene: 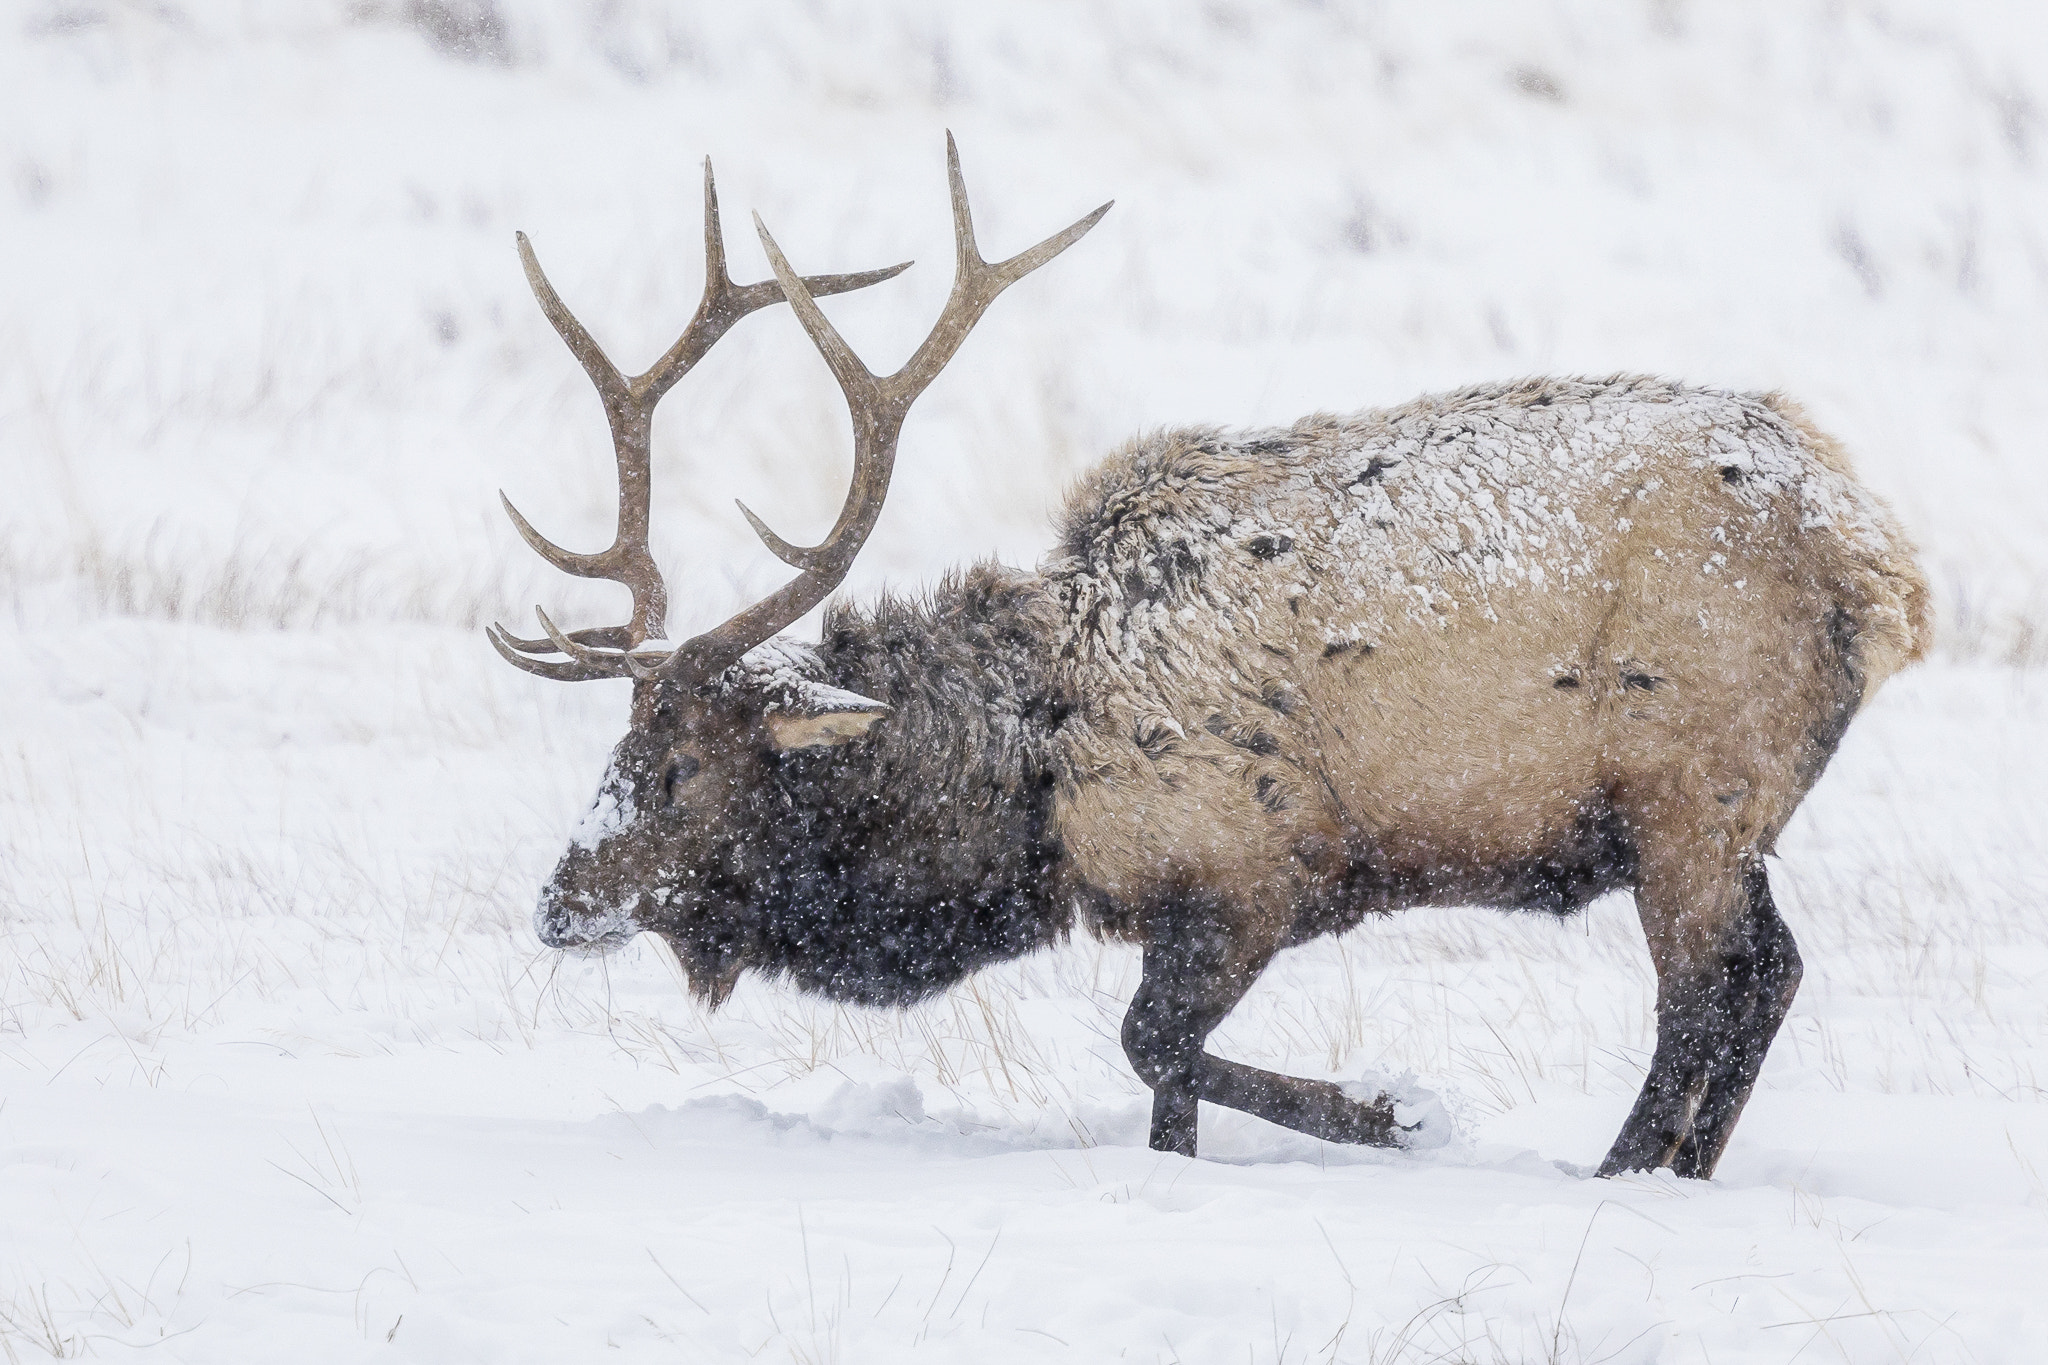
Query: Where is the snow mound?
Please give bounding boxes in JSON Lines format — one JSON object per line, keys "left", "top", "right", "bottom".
{"left": 1342, "top": 1069, "right": 1463, "bottom": 1154}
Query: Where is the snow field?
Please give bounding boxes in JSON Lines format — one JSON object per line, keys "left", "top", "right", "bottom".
{"left": 3, "top": 630, "right": 2043, "bottom": 1360}
{"left": 4, "top": 2, "right": 2047, "bottom": 1361}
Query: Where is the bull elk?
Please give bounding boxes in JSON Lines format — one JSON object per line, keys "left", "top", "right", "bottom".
{"left": 494, "top": 136, "right": 1928, "bottom": 1177}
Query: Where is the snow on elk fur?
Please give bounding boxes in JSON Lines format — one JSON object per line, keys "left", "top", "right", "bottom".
{"left": 492, "top": 139, "right": 1929, "bottom": 1179}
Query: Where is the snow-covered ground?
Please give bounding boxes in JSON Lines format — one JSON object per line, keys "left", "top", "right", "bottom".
{"left": 3, "top": 3, "right": 2045, "bottom": 1361}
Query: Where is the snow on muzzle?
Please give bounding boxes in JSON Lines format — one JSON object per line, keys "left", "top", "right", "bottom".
{"left": 533, "top": 843, "right": 645, "bottom": 955}
{"left": 533, "top": 773, "right": 646, "bottom": 956}
{"left": 533, "top": 887, "right": 640, "bottom": 956}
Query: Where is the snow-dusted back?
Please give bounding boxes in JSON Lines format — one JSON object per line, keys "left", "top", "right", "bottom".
{"left": 1051, "top": 376, "right": 1919, "bottom": 711}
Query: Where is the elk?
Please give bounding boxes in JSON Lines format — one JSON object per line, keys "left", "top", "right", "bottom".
{"left": 494, "top": 137, "right": 1928, "bottom": 1178}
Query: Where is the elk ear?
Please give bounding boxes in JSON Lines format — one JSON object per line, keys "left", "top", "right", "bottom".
{"left": 765, "top": 683, "right": 890, "bottom": 750}
{"left": 768, "top": 709, "right": 889, "bottom": 749}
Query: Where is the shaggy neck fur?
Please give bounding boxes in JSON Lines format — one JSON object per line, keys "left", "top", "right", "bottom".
{"left": 717, "top": 564, "right": 1072, "bottom": 1007}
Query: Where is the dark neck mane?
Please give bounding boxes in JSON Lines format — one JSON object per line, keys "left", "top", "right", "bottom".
{"left": 740, "top": 564, "right": 1072, "bottom": 1006}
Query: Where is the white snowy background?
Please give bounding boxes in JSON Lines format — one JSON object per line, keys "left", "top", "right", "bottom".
{"left": 3, "top": 2, "right": 2045, "bottom": 1361}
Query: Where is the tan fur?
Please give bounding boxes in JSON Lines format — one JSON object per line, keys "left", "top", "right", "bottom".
{"left": 1761, "top": 392, "right": 1931, "bottom": 697}
{"left": 1042, "top": 376, "right": 1928, "bottom": 963}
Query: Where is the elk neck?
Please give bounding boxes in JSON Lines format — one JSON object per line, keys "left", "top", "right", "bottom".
{"left": 734, "top": 563, "right": 1075, "bottom": 1006}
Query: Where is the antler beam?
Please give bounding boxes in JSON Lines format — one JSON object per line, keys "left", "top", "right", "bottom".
{"left": 491, "top": 137, "right": 1109, "bottom": 689}
{"left": 655, "top": 133, "right": 1112, "bottom": 687}
{"left": 491, "top": 159, "right": 910, "bottom": 678}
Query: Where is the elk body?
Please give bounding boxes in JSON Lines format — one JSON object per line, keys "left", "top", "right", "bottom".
{"left": 497, "top": 139, "right": 1929, "bottom": 1178}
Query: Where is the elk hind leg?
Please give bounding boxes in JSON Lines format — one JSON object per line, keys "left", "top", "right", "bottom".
{"left": 1669, "top": 861, "right": 1802, "bottom": 1177}
{"left": 1122, "top": 905, "right": 1402, "bottom": 1156}
{"left": 1600, "top": 843, "right": 1798, "bottom": 1177}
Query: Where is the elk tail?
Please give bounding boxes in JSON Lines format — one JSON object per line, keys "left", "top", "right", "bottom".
{"left": 1765, "top": 392, "right": 1933, "bottom": 702}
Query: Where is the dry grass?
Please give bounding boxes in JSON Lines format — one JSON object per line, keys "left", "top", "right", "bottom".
{"left": 5, "top": 651, "right": 2036, "bottom": 1138}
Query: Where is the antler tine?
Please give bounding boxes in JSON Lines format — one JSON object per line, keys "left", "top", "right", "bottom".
{"left": 517, "top": 232, "right": 631, "bottom": 406}
{"left": 487, "top": 624, "right": 630, "bottom": 682}
{"left": 661, "top": 133, "right": 1110, "bottom": 684}
{"left": 506, "top": 232, "right": 673, "bottom": 659}
{"left": 497, "top": 160, "right": 911, "bottom": 681}
{"left": 531, "top": 607, "right": 671, "bottom": 679}
{"left": 636, "top": 161, "right": 915, "bottom": 407}
{"left": 899, "top": 130, "right": 1112, "bottom": 409}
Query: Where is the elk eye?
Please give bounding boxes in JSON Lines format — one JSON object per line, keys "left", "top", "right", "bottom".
{"left": 663, "top": 753, "right": 701, "bottom": 802}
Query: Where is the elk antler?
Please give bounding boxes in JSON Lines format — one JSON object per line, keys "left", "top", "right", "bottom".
{"left": 653, "top": 132, "right": 1112, "bottom": 687}
{"left": 491, "top": 137, "right": 1109, "bottom": 687}
{"left": 488, "top": 160, "right": 911, "bottom": 682}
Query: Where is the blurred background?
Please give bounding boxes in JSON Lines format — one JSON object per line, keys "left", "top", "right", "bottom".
{"left": 4, "top": 0, "right": 2043, "bottom": 657}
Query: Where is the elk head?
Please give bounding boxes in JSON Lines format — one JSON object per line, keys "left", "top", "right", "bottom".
{"left": 492, "top": 136, "right": 1108, "bottom": 1005}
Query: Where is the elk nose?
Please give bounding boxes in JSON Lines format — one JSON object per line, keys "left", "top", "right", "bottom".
{"left": 535, "top": 896, "right": 593, "bottom": 949}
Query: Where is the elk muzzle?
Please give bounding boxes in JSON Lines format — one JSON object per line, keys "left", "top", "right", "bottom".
{"left": 533, "top": 868, "right": 642, "bottom": 957}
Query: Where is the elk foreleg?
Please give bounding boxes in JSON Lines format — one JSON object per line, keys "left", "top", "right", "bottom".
{"left": 1600, "top": 851, "right": 1801, "bottom": 1178}
{"left": 1122, "top": 910, "right": 1403, "bottom": 1157}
